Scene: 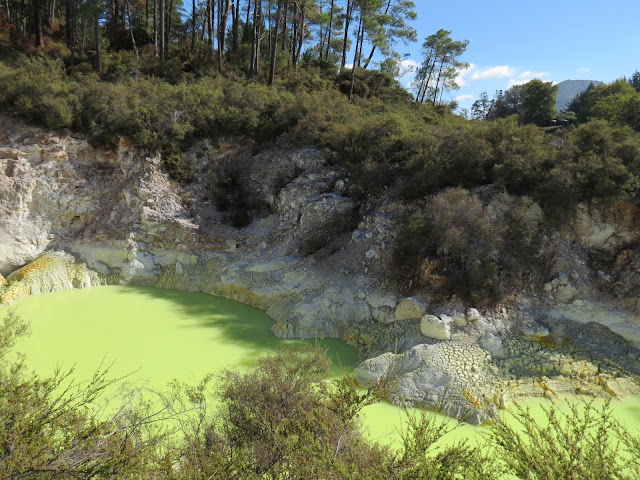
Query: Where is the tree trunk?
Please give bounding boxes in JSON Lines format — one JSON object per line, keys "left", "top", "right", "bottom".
{"left": 363, "top": 47, "right": 375, "bottom": 69}
{"left": 65, "top": 0, "right": 73, "bottom": 46}
{"left": 81, "top": 17, "right": 87, "bottom": 55}
{"left": 363, "top": 0, "right": 391, "bottom": 69}
{"left": 268, "top": 0, "right": 281, "bottom": 85}
{"left": 324, "top": 0, "right": 333, "bottom": 61}
{"left": 348, "top": 13, "right": 362, "bottom": 102}
{"left": 231, "top": 0, "right": 238, "bottom": 51}
{"left": 165, "top": 0, "right": 173, "bottom": 58}
{"left": 318, "top": 14, "right": 323, "bottom": 60}
{"left": 242, "top": 0, "right": 251, "bottom": 43}
{"left": 113, "top": 0, "right": 119, "bottom": 26}
{"left": 33, "top": 0, "right": 44, "bottom": 47}
{"left": 207, "top": 0, "right": 213, "bottom": 47}
{"left": 340, "top": 0, "right": 351, "bottom": 70}
{"left": 191, "top": 0, "right": 195, "bottom": 49}
{"left": 267, "top": 0, "right": 271, "bottom": 59}
{"left": 291, "top": 2, "right": 297, "bottom": 65}
{"left": 202, "top": 1, "right": 207, "bottom": 41}
{"left": 201, "top": 7, "right": 206, "bottom": 40}
{"left": 153, "top": 0, "right": 157, "bottom": 55}
{"left": 158, "top": 0, "right": 164, "bottom": 59}
{"left": 66, "top": 0, "right": 75, "bottom": 64}
{"left": 217, "top": 0, "right": 230, "bottom": 71}
{"left": 355, "top": 15, "right": 364, "bottom": 68}
{"left": 250, "top": 0, "right": 261, "bottom": 74}
{"left": 19, "top": 0, "right": 25, "bottom": 36}
{"left": 291, "top": 2, "right": 304, "bottom": 68}
{"left": 256, "top": 0, "right": 262, "bottom": 71}
{"left": 432, "top": 60, "right": 445, "bottom": 105}
{"left": 280, "top": 0, "right": 287, "bottom": 50}
{"left": 94, "top": 6, "right": 101, "bottom": 72}
{"left": 295, "top": 4, "right": 303, "bottom": 68}
{"left": 5, "top": 0, "right": 11, "bottom": 24}
{"left": 125, "top": 0, "right": 138, "bottom": 58}
{"left": 47, "top": 0, "right": 56, "bottom": 27}
{"left": 418, "top": 55, "right": 437, "bottom": 103}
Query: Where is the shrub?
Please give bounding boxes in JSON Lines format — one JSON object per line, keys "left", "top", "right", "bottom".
{"left": 0, "top": 56, "right": 76, "bottom": 128}
{"left": 395, "top": 189, "right": 543, "bottom": 302}
{"left": 491, "top": 399, "right": 640, "bottom": 480}
{"left": 0, "top": 312, "right": 162, "bottom": 479}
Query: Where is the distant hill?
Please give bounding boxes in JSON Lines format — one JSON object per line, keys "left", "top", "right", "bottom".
{"left": 556, "top": 79, "right": 602, "bottom": 112}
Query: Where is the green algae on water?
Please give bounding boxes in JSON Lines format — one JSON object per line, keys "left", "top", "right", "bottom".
{"left": 5, "top": 286, "right": 358, "bottom": 387}
{"left": 4, "top": 285, "right": 640, "bottom": 452}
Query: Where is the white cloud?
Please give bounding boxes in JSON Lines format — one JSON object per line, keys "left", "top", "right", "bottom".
{"left": 508, "top": 70, "right": 550, "bottom": 86}
{"left": 471, "top": 66, "right": 517, "bottom": 81}
{"left": 455, "top": 64, "right": 477, "bottom": 87}
{"left": 577, "top": 67, "right": 591, "bottom": 73}
{"left": 454, "top": 94, "right": 474, "bottom": 102}
{"left": 398, "top": 59, "right": 418, "bottom": 83}
{"left": 399, "top": 59, "right": 418, "bottom": 72}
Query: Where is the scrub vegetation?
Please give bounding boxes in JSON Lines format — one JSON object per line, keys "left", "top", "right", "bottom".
{"left": 0, "top": 0, "right": 640, "bottom": 303}
{"left": 1, "top": 1, "right": 640, "bottom": 303}
{"left": 2, "top": 314, "right": 640, "bottom": 479}
{"left": 1, "top": 43, "right": 639, "bottom": 302}
{"left": 2, "top": 4, "right": 640, "bottom": 477}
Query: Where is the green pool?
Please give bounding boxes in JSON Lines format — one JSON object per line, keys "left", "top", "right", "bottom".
{"left": 4, "top": 285, "right": 640, "bottom": 450}
{"left": 6, "top": 286, "right": 358, "bottom": 383}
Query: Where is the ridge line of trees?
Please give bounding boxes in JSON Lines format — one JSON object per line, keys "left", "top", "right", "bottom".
{"left": 1, "top": 0, "right": 420, "bottom": 82}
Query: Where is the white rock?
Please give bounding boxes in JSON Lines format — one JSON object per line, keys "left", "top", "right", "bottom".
{"left": 453, "top": 313, "right": 467, "bottom": 327}
{"left": 365, "top": 248, "right": 376, "bottom": 259}
{"left": 420, "top": 314, "right": 451, "bottom": 340}
{"left": 366, "top": 293, "right": 397, "bottom": 310}
{"left": 479, "top": 333, "right": 505, "bottom": 359}
{"left": 372, "top": 306, "right": 395, "bottom": 324}
{"left": 474, "top": 317, "right": 496, "bottom": 336}
{"left": 466, "top": 308, "right": 482, "bottom": 322}
{"left": 394, "top": 296, "right": 428, "bottom": 321}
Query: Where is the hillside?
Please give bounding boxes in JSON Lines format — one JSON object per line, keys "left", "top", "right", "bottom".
{"left": 555, "top": 79, "right": 602, "bottom": 111}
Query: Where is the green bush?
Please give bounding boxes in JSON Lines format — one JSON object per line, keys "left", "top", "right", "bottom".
{"left": 1, "top": 48, "right": 639, "bottom": 209}
{"left": 395, "top": 189, "right": 543, "bottom": 302}
{"left": 0, "top": 56, "right": 76, "bottom": 128}
{"left": 491, "top": 399, "right": 640, "bottom": 480}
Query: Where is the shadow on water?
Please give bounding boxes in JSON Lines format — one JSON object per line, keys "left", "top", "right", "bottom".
{"left": 97, "top": 286, "right": 359, "bottom": 374}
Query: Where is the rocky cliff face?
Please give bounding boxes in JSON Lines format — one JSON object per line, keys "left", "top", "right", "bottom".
{"left": 1, "top": 115, "right": 639, "bottom": 423}
{"left": 0, "top": 115, "right": 403, "bottom": 338}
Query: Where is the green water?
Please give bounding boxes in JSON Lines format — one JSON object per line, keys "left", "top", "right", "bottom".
{"left": 4, "top": 285, "right": 640, "bottom": 450}
{"left": 361, "top": 393, "right": 640, "bottom": 450}
{"left": 6, "top": 286, "right": 358, "bottom": 385}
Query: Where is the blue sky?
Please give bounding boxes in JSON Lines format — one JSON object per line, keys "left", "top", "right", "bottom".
{"left": 393, "top": 0, "right": 640, "bottom": 112}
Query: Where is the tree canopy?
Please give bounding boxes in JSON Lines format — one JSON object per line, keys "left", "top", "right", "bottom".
{"left": 413, "top": 28, "right": 469, "bottom": 105}
{"left": 485, "top": 80, "right": 558, "bottom": 126}
{"left": 569, "top": 79, "right": 640, "bottom": 131}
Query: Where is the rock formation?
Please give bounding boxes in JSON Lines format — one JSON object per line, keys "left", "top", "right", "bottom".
{"left": 1, "top": 115, "right": 640, "bottom": 422}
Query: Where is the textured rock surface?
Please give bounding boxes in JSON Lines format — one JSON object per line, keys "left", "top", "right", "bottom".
{"left": 1, "top": 251, "right": 101, "bottom": 303}
{"left": 420, "top": 314, "right": 452, "bottom": 340}
{"left": 2, "top": 116, "right": 640, "bottom": 422}
{"left": 0, "top": 116, "right": 394, "bottom": 339}
{"left": 356, "top": 342, "right": 500, "bottom": 424}
{"left": 394, "top": 296, "right": 428, "bottom": 321}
